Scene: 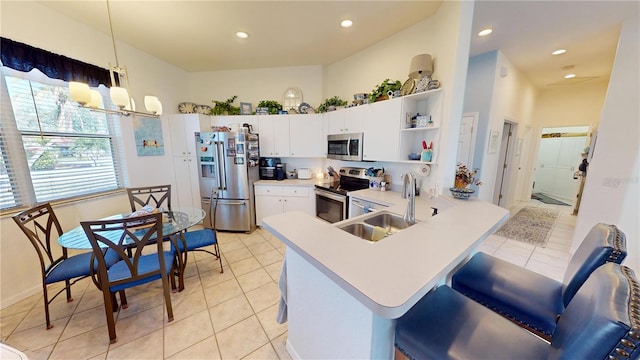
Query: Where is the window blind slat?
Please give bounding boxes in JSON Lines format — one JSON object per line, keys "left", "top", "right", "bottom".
{"left": 1, "top": 68, "right": 123, "bottom": 211}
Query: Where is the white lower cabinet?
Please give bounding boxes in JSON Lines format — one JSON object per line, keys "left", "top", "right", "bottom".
{"left": 254, "top": 184, "right": 314, "bottom": 226}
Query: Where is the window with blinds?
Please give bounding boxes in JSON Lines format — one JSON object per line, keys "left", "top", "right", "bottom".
{"left": 1, "top": 73, "right": 122, "bottom": 210}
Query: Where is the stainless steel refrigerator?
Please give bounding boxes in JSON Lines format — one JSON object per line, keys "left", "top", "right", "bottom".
{"left": 195, "top": 130, "right": 260, "bottom": 232}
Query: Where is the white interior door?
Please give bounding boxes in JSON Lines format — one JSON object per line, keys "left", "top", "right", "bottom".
{"left": 534, "top": 138, "right": 561, "bottom": 194}
{"left": 534, "top": 136, "right": 586, "bottom": 202}
{"left": 457, "top": 113, "right": 478, "bottom": 167}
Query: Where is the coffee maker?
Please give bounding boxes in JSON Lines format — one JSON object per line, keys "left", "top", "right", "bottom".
{"left": 276, "top": 163, "right": 287, "bottom": 181}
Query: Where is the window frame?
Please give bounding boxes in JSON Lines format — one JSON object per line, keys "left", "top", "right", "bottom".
{"left": 1, "top": 66, "right": 126, "bottom": 213}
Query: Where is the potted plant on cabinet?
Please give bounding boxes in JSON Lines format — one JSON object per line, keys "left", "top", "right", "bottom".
{"left": 317, "top": 96, "right": 348, "bottom": 113}
{"left": 368, "top": 79, "right": 402, "bottom": 103}
{"left": 257, "top": 100, "right": 282, "bottom": 115}
{"left": 210, "top": 95, "right": 240, "bottom": 115}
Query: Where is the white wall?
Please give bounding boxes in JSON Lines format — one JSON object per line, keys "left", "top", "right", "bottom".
{"left": 571, "top": 15, "right": 639, "bottom": 273}
{"left": 534, "top": 82, "right": 608, "bottom": 129}
{"left": 463, "top": 50, "right": 538, "bottom": 207}
{"left": 187, "top": 65, "right": 324, "bottom": 113}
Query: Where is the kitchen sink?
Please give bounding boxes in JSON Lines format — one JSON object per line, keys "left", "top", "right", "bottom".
{"left": 364, "top": 212, "right": 414, "bottom": 233}
{"left": 337, "top": 211, "right": 416, "bottom": 242}
{"left": 338, "top": 223, "right": 380, "bottom": 242}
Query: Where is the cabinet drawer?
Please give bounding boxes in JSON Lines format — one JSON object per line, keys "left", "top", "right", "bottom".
{"left": 254, "top": 185, "right": 284, "bottom": 196}
{"left": 282, "top": 187, "right": 309, "bottom": 197}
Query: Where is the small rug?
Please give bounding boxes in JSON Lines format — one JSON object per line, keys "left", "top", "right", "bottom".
{"left": 494, "top": 206, "right": 560, "bottom": 247}
{"left": 531, "top": 192, "right": 570, "bottom": 206}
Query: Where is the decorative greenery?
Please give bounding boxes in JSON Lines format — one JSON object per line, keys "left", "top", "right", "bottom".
{"left": 257, "top": 100, "right": 282, "bottom": 115}
{"left": 455, "top": 163, "right": 482, "bottom": 188}
{"left": 211, "top": 95, "right": 240, "bottom": 115}
{"left": 317, "top": 96, "right": 348, "bottom": 113}
{"left": 368, "top": 79, "right": 402, "bottom": 103}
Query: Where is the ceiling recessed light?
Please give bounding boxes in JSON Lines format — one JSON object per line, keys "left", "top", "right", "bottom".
{"left": 552, "top": 49, "right": 567, "bottom": 55}
{"left": 564, "top": 74, "right": 576, "bottom": 79}
{"left": 478, "top": 28, "right": 493, "bottom": 37}
{"left": 236, "top": 31, "right": 249, "bottom": 39}
{"left": 341, "top": 19, "right": 353, "bottom": 28}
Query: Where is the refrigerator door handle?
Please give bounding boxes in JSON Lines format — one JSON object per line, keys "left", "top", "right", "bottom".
{"left": 215, "top": 141, "right": 227, "bottom": 190}
{"left": 217, "top": 201, "right": 247, "bottom": 206}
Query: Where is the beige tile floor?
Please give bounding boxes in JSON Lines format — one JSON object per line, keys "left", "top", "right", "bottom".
{"left": 1, "top": 199, "right": 575, "bottom": 359}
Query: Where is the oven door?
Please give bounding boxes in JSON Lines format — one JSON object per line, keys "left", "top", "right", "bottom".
{"left": 314, "top": 188, "right": 347, "bottom": 223}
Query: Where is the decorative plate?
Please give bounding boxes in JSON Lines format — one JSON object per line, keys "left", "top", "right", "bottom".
{"left": 196, "top": 104, "right": 212, "bottom": 115}
{"left": 401, "top": 78, "right": 415, "bottom": 96}
{"left": 298, "top": 102, "right": 315, "bottom": 114}
{"left": 178, "top": 102, "right": 196, "bottom": 114}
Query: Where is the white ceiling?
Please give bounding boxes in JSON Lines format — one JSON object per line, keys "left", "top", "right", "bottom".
{"left": 38, "top": 1, "right": 639, "bottom": 89}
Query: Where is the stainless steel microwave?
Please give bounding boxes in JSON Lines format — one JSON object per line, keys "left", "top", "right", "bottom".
{"left": 327, "top": 133, "right": 364, "bottom": 161}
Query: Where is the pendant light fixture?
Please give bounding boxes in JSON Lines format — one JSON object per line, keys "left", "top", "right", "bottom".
{"left": 69, "top": 0, "right": 162, "bottom": 117}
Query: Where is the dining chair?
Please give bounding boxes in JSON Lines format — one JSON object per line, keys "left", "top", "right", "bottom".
{"left": 126, "top": 184, "right": 171, "bottom": 212}
{"left": 12, "top": 202, "right": 120, "bottom": 329}
{"left": 172, "top": 190, "right": 224, "bottom": 289}
{"left": 81, "top": 212, "right": 175, "bottom": 343}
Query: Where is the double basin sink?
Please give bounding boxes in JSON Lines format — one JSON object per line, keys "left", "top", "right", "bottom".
{"left": 337, "top": 211, "right": 417, "bottom": 242}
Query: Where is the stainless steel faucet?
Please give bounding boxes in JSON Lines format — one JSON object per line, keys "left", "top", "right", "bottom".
{"left": 401, "top": 172, "right": 416, "bottom": 225}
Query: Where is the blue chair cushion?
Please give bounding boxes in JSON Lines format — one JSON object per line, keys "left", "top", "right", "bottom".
{"left": 171, "top": 229, "right": 217, "bottom": 252}
{"left": 560, "top": 223, "right": 626, "bottom": 306}
{"left": 107, "top": 251, "right": 174, "bottom": 293}
{"left": 395, "top": 285, "right": 549, "bottom": 360}
{"left": 451, "top": 252, "right": 564, "bottom": 337}
{"left": 46, "top": 249, "right": 121, "bottom": 284}
{"left": 397, "top": 263, "right": 639, "bottom": 360}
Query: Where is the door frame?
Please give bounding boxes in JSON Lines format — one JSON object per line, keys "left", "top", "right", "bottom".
{"left": 493, "top": 120, "right": 518, "bottom": 206}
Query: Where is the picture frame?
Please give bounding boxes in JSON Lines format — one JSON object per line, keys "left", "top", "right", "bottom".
{"left": 488, "top": 130, "right": 500, "bottom": 154}
{"left": 240, "top": 102, "right": 252, "bottom": 115}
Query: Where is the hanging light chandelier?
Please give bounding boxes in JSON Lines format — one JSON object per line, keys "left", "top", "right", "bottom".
{"left": 69, "top": 0, "right": 162, "bottom": 117}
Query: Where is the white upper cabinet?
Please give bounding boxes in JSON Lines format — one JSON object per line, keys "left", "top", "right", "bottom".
{"left": 289, "top": 114, "right": 323, "bottom": 157}
{"left": 258, "top": 115, "right": 290, "bottom": 157}
{"left": 361, "top": 98, "right": 402, "bottom": 162}
{"left": 169, "top": 114, "right": 207, "bottom": 157}
{"left": 327, "top": 107, "right": 363, "bottom": 134}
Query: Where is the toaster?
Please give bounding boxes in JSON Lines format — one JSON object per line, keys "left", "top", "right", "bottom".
{"left": 297, "top": 168, "right": 312, "bottom": 179}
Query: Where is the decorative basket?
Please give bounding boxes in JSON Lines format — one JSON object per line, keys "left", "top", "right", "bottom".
{"left": 449, "top": 187, "right": 475, "bottom": 199}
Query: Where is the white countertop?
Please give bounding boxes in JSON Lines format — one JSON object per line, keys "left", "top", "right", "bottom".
{"left": 263, "top": 192, "right": 509, "bottom": 319}
{"left": 254, "top": 179, "right": 329, "bottom": 187}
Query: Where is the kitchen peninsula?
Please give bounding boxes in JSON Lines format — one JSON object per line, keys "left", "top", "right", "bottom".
{"left": 263, "top": 193, "right": 509, "bottom": 359}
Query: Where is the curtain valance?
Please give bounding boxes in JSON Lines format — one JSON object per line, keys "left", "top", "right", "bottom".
{"left": 1, "top": 37, "right": 112, "bottom": 87}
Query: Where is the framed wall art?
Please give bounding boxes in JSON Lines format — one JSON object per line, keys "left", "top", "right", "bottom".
{"left": 240, "top": 102, "right": 252, "bottom": 115}
{"left": 488, "top": 130, "right": 500, "bottom": 154}
{"left": 133, "top": 117, "right": 165, "bottom": 156}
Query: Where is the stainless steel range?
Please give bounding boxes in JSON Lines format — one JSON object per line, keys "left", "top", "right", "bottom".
{"left": 314, "top": 167, "right": 370, "bottom": 223}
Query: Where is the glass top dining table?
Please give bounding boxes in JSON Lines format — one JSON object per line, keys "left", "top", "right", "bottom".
{"left": 58, "top": 207, "right": 206, "bottom": 250}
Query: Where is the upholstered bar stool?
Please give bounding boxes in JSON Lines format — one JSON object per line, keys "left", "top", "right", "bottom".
{"left": 395, "top": 263, "right": 640, "bottom": 360}
{"left": 451, "top": 223, "right": 626, "bottom": 340}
